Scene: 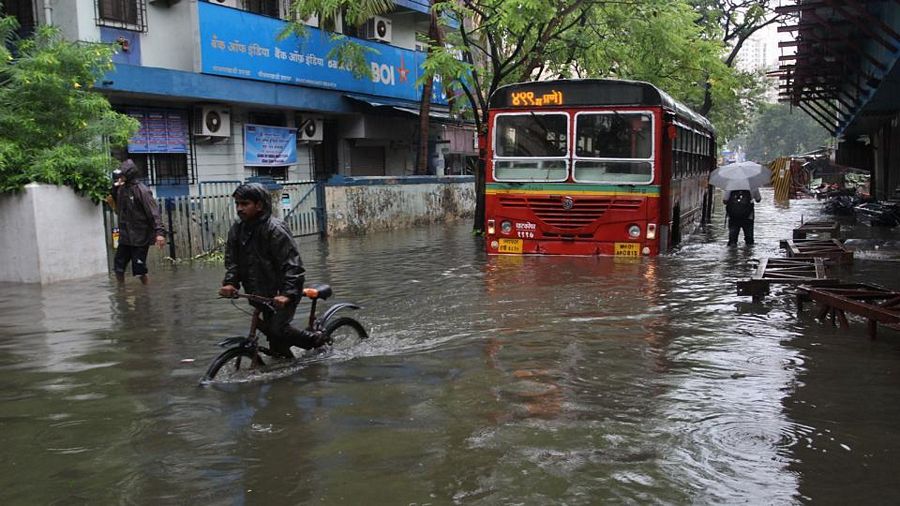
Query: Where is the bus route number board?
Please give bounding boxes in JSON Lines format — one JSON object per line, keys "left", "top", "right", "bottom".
{"left": 614, "top": 242, "right": 640, "bottom": 257}
{"left": 498, "top": 238, "right": 523, "bottom": 254}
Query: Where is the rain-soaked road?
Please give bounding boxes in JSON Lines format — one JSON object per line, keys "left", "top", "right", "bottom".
{"left": 3, "top": 189, "right": 900, "bottom": 504}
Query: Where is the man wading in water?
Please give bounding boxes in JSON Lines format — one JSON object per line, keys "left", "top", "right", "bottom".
{"left": 109, "top": 159, "right": 166, "bottom": 284}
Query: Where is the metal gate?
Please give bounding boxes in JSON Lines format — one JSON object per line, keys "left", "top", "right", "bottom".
{"left": 102, "top": 180, "right": 324, "bottom": 268}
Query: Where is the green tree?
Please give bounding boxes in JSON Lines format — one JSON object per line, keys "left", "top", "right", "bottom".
{"left": 432, "top": 0, "right": 754, "bottom": 229}
{"left": 567, "top": 0, "right": 754, "bottom": 140}
{"left": 284, "top": 0, "right": 441, "bottom": 175}
{"left": 0, "top": 19, "right": 139, "bottom": 202}
{"left": 740, "top": 102, "right": 830, "bottom": 162}
{"left": 282, "top": 0, "right": 395, "bottom": 79}
{"left": 286, "top": 0, "right": 759, "bottom": 232}
{"left": 687, "top": 0, "right": 782, "bottom": 137}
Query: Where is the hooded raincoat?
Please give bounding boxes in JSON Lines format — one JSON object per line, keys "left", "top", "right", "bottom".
{"left": 112, "top": 160, "right": 166, "bottom": 247}
{"left": 222, "top": 211, "right": 305, "bottom": 301}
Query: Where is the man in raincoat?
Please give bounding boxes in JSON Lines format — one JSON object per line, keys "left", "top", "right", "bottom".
{"left": 110, "top": 159, "right": 166, "bottom": 284}
{"left": 218, "top": 183, "right": 323, "bottom": 358}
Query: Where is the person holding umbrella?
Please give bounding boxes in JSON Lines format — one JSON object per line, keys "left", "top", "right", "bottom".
{"left": 709, "top": 161, "right": 768, "bottom": 246}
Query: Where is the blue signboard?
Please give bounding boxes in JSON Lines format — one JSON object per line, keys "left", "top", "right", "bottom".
{"left": 198, "top": 1, "right": 447, "bottom": 104}
{"left": 127, "top": 109, "right": 188, "bottom": 154}
{"left": 244, "top": 124, "right": 297, "bottom": 166}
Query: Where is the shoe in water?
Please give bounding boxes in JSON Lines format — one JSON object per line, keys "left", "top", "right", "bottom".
{"left": 269, "top": 343, "right": 295, "bottom": 359}
{"left": 311, "top": 331, "right": 330, "bottom": 348}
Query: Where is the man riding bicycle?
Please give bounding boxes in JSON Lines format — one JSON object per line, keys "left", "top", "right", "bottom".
{"left": 218, "top": 183, "right": 323, "bottom": 357}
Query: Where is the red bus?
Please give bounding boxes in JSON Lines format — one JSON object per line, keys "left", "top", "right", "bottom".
{"left": 484, "top": 79, "right": 716, "bottom": 256}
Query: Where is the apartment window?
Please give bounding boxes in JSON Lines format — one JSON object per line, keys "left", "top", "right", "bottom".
{"left": 96, "top": 0, "right": 147, "bottom": 31}
{"left": 244, "top": 0, "right": 279, "bottom": 17}
{"left": 253, "top": 166, "right": 288, "bottom": 181}
{"left": 341, "top": 8, "right": 358, "bottom": 38}
{"left": 2, "top": 0, "right": 36, "bottom": 39}
{"left": 124, "top": 108, "right": 196, "bottom": 185}
{"left": 131, "top": 153, "right": 197, "bottom": 186}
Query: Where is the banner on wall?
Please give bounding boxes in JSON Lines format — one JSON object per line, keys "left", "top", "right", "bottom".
{"left": 127, "top": 109, "right": 188, "bottom": 154}
{"left": 198, "top": 1, "right": 449, "bottom": 104}
{"left": 244, "top": 124, "right": 297, "bottom": 166}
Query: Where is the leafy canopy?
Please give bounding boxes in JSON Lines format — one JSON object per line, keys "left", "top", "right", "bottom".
{"left": 737, "top": 102, "right": 831, "bottom": 163}
{"left": 281, "top": 0, "right": 396, "bottom": 79}
{"left": 0, "top": 20, "right": 138, "bottom": 202}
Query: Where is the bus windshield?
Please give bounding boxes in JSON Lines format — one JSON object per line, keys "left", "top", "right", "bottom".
{"left": 493, "top": 113, "right": 568, "bottom": 182}
{"left": 574, "top": 111, "right": 653, "bottom": 184}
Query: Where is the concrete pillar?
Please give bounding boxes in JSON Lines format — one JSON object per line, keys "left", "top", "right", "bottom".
{"left": 0, "top": 183, "right": 108, "bottom": 284}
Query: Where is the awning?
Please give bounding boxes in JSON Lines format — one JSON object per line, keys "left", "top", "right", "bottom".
{"left": 345, "top": 94, "right": 452, "bottom": 120}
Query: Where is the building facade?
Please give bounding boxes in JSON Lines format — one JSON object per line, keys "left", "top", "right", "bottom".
{"left": 3, "top": 0, "right": 476, "bottom": 198}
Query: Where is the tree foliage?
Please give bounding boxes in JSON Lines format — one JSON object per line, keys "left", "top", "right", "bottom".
{"left": 738, "top": 102, "right": 830, "bottom": 162}
{"left": 0, "top": 20, "right": 138, "bottom": 202}
{"left": 285, "top": 0, "right": 767, "bottom": 229}
{"left": 282, "top": 0, "right": 395, "bottom": 79}
{"left": 686, "top": 0, "right": 782, "bottom": 138}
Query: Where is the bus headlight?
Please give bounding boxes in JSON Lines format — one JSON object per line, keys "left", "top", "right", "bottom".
{"left": 646, "top": 223, "right": 657, "bottom": 240}
{"left": 627, "top": 224, "right": 641, "bottom": 238}
{"left": 501, "top": 221, "right": 512, "bottom": 234}
{"left": 487, "top": 219, "right": 495, "bottom": 235}
{"left": 490, "top": 240, "right": 499, "bottom": 250}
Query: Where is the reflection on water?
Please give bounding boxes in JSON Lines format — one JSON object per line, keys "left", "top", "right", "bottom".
{"left": 3, "top": 189, "right": 900, "bottom": 503}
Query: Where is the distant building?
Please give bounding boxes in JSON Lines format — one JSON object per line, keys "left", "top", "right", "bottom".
{"left": 736, "top": 27, "right": 781, "bottom": 103}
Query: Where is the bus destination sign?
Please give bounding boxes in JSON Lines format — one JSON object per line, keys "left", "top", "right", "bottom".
{"left": 509, "top": 89, "right": 564, "bottom": 107}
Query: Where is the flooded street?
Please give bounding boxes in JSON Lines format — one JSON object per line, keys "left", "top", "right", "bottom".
{"left": 4, "top": 189, "right": 900, "bottom": 504}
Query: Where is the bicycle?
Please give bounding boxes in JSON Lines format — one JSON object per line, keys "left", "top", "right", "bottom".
{"left": 201, "top": 283, "right": 368, "bottom": 382}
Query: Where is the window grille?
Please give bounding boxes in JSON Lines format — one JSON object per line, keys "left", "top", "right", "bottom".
{"left": 96, "top": 0, "right": 147, "bottom": 32}
{"left": 2, "top": 0, "right": 36, "bottom": 38}
{"left": 243, "top": 0, "right": 279, "bottom": 17}
{"left": 254, "top": 166, "right": 288, "bottom": 181}
{"left": 130, "top": 152, "right": 198, "bottom": 186}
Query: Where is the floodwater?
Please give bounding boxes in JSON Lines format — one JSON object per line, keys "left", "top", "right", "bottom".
{"left": 3, "top": 189, "right": 900, "bottom": 504}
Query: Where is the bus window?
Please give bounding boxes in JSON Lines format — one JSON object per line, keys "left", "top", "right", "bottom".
{"left": 493, "top": 113, "right": 568, "bottom": 182}
{"left": 573, "top": 111, "right": 653, "bottom": 184}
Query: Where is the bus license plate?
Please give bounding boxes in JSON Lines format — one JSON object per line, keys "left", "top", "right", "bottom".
{"left": 614, "top": 242, "right": 640, "bottom": 257}
{"left": 498, "top": 238, "right": 523, "bottom": 254}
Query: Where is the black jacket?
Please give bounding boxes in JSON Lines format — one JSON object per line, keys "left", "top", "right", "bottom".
{"left": 223, "top": 214, "right": 305, "bottom": 300}
{"left": 113, "top": 160, "right": 165, "bottom": 247}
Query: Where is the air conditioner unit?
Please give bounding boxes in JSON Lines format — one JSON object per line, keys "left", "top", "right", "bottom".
{"left": 298, "top": 117, "right": 323, "bottom": 142}
{"left": 194, "top": 106, "right": 231, "bottom": 138}
{"left": 209, "top": 0, "right": 238, "bottom": 8}
{"left": 361, "top": 16, "right": 392, "bottom": 43}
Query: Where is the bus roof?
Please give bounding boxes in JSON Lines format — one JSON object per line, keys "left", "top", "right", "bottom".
{"left": 490, "top": 78, "right": 714, "bottom": 134}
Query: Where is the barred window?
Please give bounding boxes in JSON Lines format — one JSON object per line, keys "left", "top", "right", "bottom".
{"left": 244, "top": 0, "right": 279, "bottom": 17}
{"left": 254, "top": 166, "right": 288, "bottom": 181}
{"left": 96, "top": 0, "right": 147, "bottom": 31}
{"left": 122, "top": 107, "right": 196, "bottom": 185}
{"left": 130, "top": 153, "right": 197, "bottom": 186}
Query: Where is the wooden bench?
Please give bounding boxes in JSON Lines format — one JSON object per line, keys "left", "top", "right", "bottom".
{"left": 792, "top": 220, "right": 840, "bottom": 240}
{"left": 737, "top": 257, "right": 832, "bottom": 302}
{"left": 779, "top": 238, "right": 853, "bottom": 264}
{"left": 797, "top": 282, "right": 900, "bottom": 338}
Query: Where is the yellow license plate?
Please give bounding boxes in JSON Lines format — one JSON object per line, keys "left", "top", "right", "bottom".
{"left": 498, "top": 238, "right": 523, "bottom": 254}
{"left": 614, "top": 242, "right": 640, "bottom": 257}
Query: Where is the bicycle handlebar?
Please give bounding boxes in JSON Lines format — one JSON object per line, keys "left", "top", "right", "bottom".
{"left": 220, "top": 292, "right": 276, "bottom": 305}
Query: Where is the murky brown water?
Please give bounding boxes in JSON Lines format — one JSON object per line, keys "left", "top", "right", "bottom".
{"left": 3, "top": 190, "right": 900, "bottom": 504}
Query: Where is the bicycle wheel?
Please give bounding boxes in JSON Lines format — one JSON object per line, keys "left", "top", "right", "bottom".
{"left": 202, "top": 347, "right": 260, "bottom": 382}
{"left": 323, "top": 317, "right": 368, "bottom": 351}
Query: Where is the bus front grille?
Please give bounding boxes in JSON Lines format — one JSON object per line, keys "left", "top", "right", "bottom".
{"left": 523, "top": 196, "right": 642, "bottom": 230}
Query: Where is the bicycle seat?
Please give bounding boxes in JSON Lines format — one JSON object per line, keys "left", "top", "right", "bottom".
{"left": 303, "top": 283, "right": 332, "bottom": 300}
